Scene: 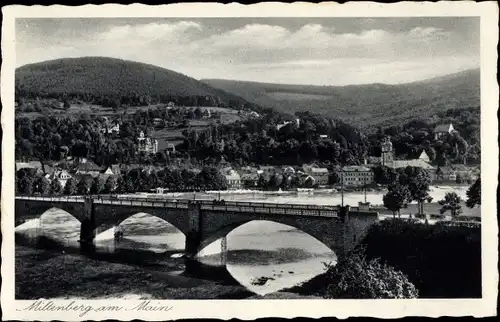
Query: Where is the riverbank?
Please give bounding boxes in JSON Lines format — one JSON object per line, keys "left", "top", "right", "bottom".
{"left": 15, "top": 245, "right": 319, "bottom": 300}
{"left": 125, "top": 184, "right": 480, "bottom": 217}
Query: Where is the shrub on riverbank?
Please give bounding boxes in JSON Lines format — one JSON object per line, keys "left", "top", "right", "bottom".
{"left": 285, "top": 248, "right": 418, "bottom": 299}
{"left": 360, "top": 219, "right": 481, "bottom": 298}
{"left": 323, "top": 248, "right": 418, "bottom": 299}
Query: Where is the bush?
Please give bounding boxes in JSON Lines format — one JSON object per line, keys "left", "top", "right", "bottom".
{"left": 324, "top": 248, "right": 418, "bottom": 299}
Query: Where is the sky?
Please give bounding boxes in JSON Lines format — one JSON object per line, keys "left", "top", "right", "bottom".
{"left": 15, "top": 17, "right": 480, "bottom": 86}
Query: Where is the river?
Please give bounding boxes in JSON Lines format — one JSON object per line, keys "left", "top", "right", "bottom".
{"left": 15, "top": 185, "right": 478, "bottom": 297}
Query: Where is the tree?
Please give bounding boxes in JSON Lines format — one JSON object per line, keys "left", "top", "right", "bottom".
{"left": 197, "top": 167, "right": 227, "bottom": 190}
{"left": 18, "top": 176, "right": 34, "bottom": 195}
{"left": 63, "top": 178, "right": 78, "bottom": 195}
{"left": 383, "top": 183, "right": 411, "bottom": 218}
{"left": 104, "top": 176, "right": 117, "bottom": 193}
{"left": 324, "top": 248, "right": 418, "bottom": 299}
{"left": 257, "top": 175, "right": 269, "bottom": 190}
{"left": 63, "top": 99, "right": 71, "bottom": 110}
{"left": 398, "top": 167, "right": 431, "bottom": 214}
{"left": 34, "top": 176, "right": 51, "bottom": 195}
{"left": 268, "top": 174, "right": 282, "bottom": 190}
{"left": 90, "top": 177, "right": 105, "bottom": 195}
{"left": 438, "top": 192, "right": 462, "bottom": 218}
{"left": 115, "top": 176, "right": 126, "bottom": 193}
{"left": 466, "top": 177, "right": 481, "bottom": 208}
{"left": 50, "top": 178, "right": 63, "bottom": 195}
{"left": 77, "top": 178, "right": 92, "bottom": 195}
{"left": 194, "top": 107, "right": 203, "bottom": 119}
{"left": 328, "top": 171, "right": 340, "bottom": 185}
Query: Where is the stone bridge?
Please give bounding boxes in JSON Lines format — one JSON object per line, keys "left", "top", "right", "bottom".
{"left": 15, "top": 196, "right": 379, "bottom": 265}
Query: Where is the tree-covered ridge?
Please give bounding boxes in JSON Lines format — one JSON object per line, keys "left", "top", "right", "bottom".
{"left": 180, "top": 106, "right": 480, "bottom": 166}
{"left": 15, "top": 104, "right": 480, "bottom": 168}
{"left": 202, "top": 68, "right": 480, "bottom": 129}
{"left": 15, "top": 57, "right": 268, "bottom": 114}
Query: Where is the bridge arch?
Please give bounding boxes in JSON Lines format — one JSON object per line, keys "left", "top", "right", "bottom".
{"left": 92, "top": 203, "right": 192, "bottom": 238}
{"left": 196, "top": 218, "right": 342, "bottom": 259}
{"left": 198, "top": 210, "right": 346, "bottom": 257}
{"left": 15, "top": 198, "right": 88, "bottom": 226}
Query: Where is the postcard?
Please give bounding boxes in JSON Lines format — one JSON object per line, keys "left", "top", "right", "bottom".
{"left": 1, "top": 2, "right": 498, "bottom": 320}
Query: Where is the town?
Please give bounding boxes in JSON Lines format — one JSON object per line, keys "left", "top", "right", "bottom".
{"left": 16, "top": 103, "right": 480, "bottom": 221}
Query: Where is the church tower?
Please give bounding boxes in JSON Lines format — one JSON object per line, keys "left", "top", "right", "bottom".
{"left": 380, "top": 137, "right": 394, "bottom": 166}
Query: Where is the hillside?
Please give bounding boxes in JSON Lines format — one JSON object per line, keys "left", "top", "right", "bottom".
{"left": 202, "top": 68, "right": 480, "bottom": 130}
{"left": 15, "top": 57, "right": 263, "bottom": 111}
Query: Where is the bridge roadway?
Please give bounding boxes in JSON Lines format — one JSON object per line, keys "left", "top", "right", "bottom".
{"left": 15, "top": 195, "right": 342, "bottom": 217}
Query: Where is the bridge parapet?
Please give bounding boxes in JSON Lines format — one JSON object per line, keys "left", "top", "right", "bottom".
{"left": 16, "top": 195, "right": 340, "bottom": 217}
{"left": 200, "top": 203, "right": 338, "bottom": 217}
{"left": 16, "top": 195, "right": 85, "bottom": 203}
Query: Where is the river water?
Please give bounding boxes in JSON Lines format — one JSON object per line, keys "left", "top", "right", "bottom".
{"left": 15, "top": 185, "right": 478, "bottom": 296}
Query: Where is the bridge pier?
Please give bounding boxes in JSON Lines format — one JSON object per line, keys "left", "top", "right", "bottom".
{"left": 79, "top": 197, "right": 96, "bottom": 255}
{"left": 184, "top": 201, "right": 203, "bottom": 273}
{"left": 220, "top": 235, "right": 228, "bottom": 266}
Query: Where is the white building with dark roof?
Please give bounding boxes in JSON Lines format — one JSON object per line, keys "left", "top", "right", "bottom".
{"left": 341, "top": 166, "right": 374, "bottom": 187}
{"left": 137, "top": 131, "right": 159, "bottom": 155}
{"left": 434, "top": 123, "right": 455, "bottom": 140}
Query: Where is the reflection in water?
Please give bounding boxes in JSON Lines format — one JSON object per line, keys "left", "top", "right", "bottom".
{"left": 16, "top": 210, "right": 337, "bottom": 295}
{"left": 197, "top": 221, "right": 336, "bottom": 295}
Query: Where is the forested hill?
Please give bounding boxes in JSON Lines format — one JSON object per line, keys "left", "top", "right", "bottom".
{"left": 202, "top": 68, "right": 480, "bottom": 130}
{"left": 15, "top": 57, "right": 265, "bottom": 112}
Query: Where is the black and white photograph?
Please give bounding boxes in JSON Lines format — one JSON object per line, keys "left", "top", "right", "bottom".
{"left": 1, "top": 2, "right": 498, "bottom": 320}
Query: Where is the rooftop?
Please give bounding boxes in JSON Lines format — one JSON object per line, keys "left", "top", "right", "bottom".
{"left": 390, "top": 159, "right": 436, "bottom": 170}
{"left": 342, "top": 165, "right": 372, "bottom": 172}
{"left": 434, "top": 123, "right": 453, "bottom": 133}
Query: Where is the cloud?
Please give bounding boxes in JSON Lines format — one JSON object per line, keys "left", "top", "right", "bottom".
{"left": 408, "top": 26, "right": 449, "bottom": 39}
{"left": 99, "top": 21, "right": 202, "bottom": 43}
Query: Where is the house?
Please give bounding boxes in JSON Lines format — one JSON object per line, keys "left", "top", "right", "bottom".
{"left": 435, "top": 167, "right": 457, "bottom": 181}
{"left": 47, "top": 169, "right": 73, "bottom": 189}
{"left": 137, "top": 131, "right": 159, "bottom": 155}
{"left": 298, "top": 174, "right": 316, "bottom": 187}
{"left": 240, "top": 166, "right": 259, "bottom": 174}
{"left": 102, "top": 164, "right": 121, "bottom": 176}
{"left": 302, "top": 163, "right": 329, "bottom": 186}
{"left": 310, "top": 167, "right": 329, "bottom": 186}
{"left": 434, "top": 123, "right": 455, "bottom": 140}
{"left": 166, "top": 143, "right": 176, "bottom": 155}
{"left": 75, "top": 160, "right": 103, "bottom": 178}
{"left": 203, "top": 109, "right": 212, "bottom": 118}
{"left": 341, "top": 166, "right": 374, "bottom": 187}
{"left": 153, "top": 118, "right": 164, "bottom": 127}
{"left": 241, "top": 173, "right": 259, "bottom": 188}
{"left": 101, "top": 118, "right": 120, "bottom": 134}
{"left": 224, "top": 169, "right": 242, "bottom": 190}
{"left": 435, "top": 165, "right": 478, "bottom": 182}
